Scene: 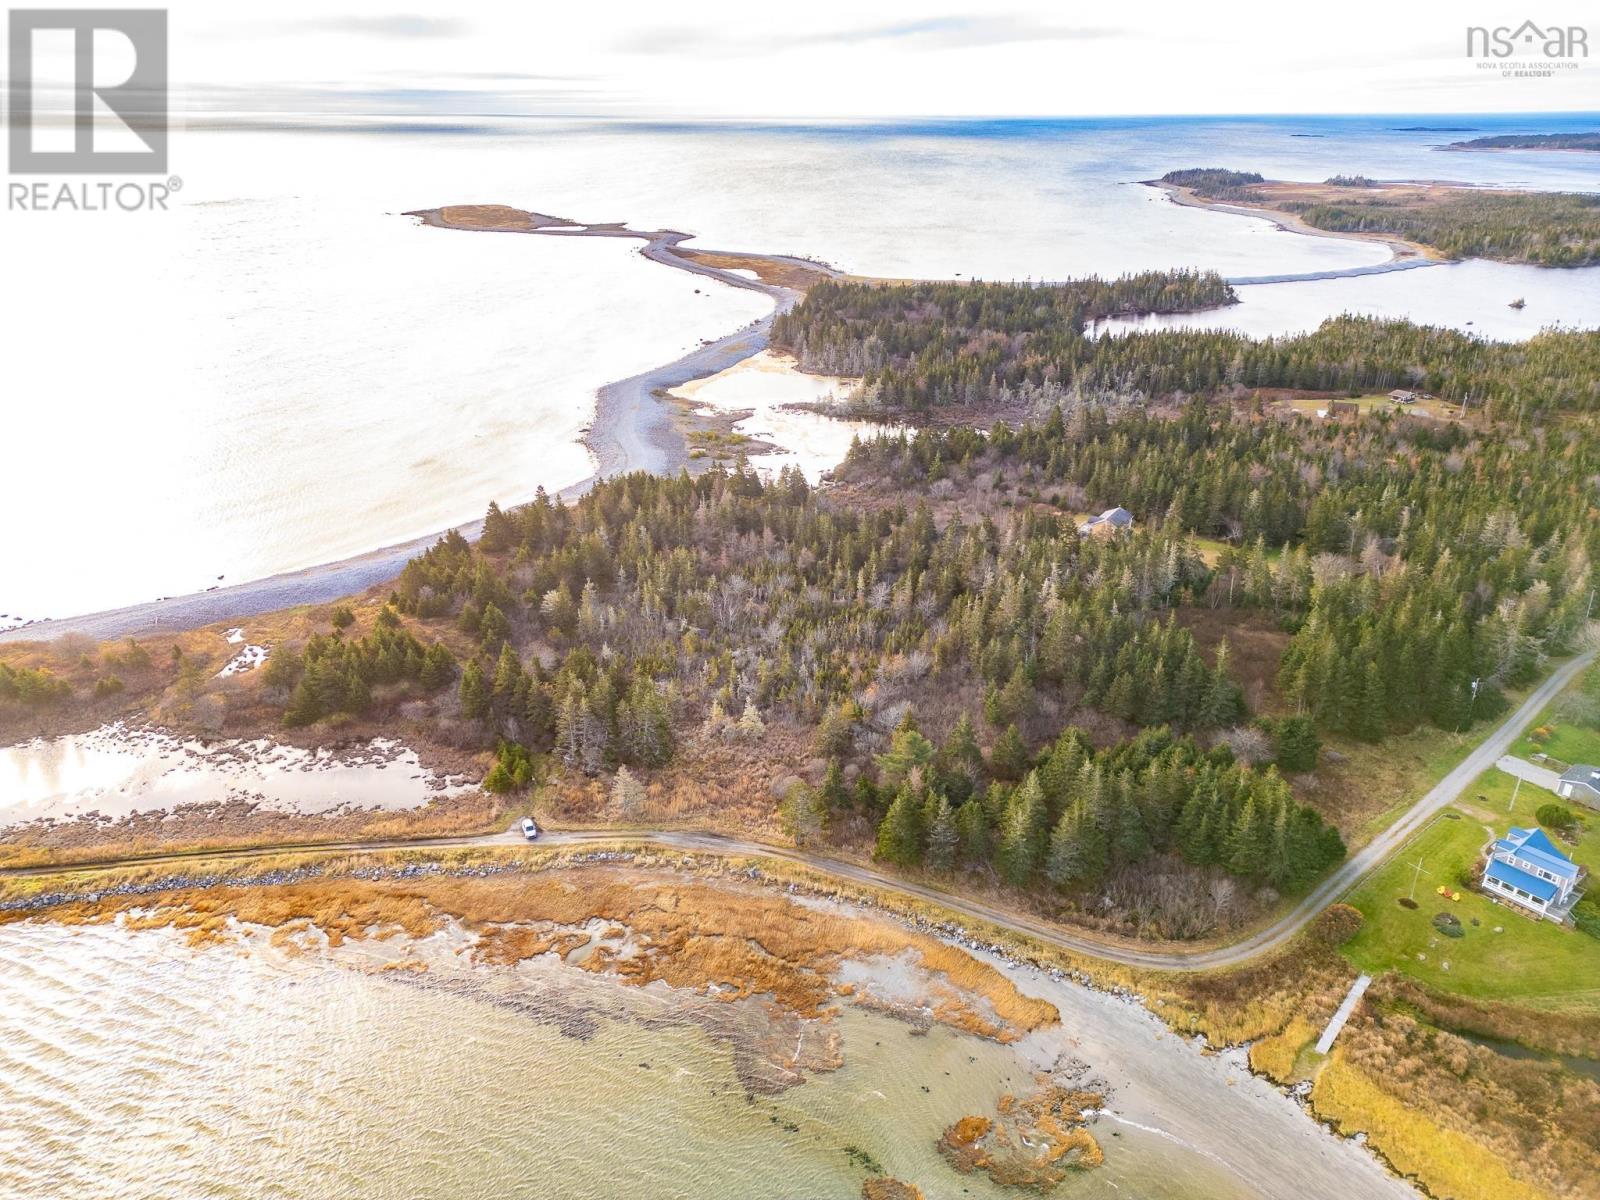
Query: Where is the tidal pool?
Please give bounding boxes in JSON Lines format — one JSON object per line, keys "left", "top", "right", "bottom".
{"left": 670, "top": 350, "right": 889, "bottom": 483}
{"left": 0, "top": 723, "right": 469, "bottom": 828}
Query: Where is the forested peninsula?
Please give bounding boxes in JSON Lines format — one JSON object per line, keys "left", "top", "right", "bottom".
{"left": 1156, "top": 168, "right": 1600, "bottom": 266}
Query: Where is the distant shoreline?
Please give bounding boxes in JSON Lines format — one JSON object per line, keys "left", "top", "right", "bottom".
{"left": 1143, "top": 180, "right": 1449, "bottom": 283}
{"left": 0, "top": 209, "right": 838, "bottom": 646}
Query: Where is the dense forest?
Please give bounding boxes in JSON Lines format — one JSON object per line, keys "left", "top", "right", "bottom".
{"left": 844, "top": 407, "right": 1596, "bottom": 736}
{"left": 771, "top": 271, "right": 1235, "bottom": 386}
{"left": 379, "top": 461, "right": 1348, "bottom": 920}
{"left": 1160, "top": 168, "right": 1600, "bottom": 266}
{"left": 15, "top": 269, "right": 1594, "bottom": 933}
{"left": 325, "top": 365, "right": 1593, "bottom": 919}
{"left": 1156, "top": 168, "right": 1264, "bottom": 200}
{"left": 775, "top": 279, "right": 1600, "bottom": 418}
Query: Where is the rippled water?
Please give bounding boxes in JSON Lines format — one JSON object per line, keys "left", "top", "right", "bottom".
{"left": 0, "top": 919, "right": 1416, "bottom": 1200}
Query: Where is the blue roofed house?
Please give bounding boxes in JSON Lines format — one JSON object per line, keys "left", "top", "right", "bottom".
{"left": 1481, "top": 826, "right": 1584, "bottom": 922}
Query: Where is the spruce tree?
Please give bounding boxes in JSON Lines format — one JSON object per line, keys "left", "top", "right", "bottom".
{"left": 459, "top": 661, "right": 490, "bottom": 721}
{"left": 875, "top": 783, "right": 925, "bottom": 866}
{"left": 925, "top": 795, "right": 959, "bottom": 872}
{"left": 997, "top": 771, "right": 1048, "bottom": 886}
{"left": 988, "top": 724, "right": 1030, "bottom": 781}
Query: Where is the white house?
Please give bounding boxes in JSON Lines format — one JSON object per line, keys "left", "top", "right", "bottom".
{"left": 1481, "top": 826, "right": 1584, "bottom": 922}
{"left": 1556, "top": 764, "right": 1600, "bottom": 810}
{"left": 1077, "top": 507, "right": 1134, "bottom": 538}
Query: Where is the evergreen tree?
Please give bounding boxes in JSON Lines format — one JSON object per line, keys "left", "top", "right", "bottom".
{"left": 988, "top": 724, "right": 1030, "bottom": 782}
{"left": 925, "top": 795, "right": 959, "bottom": 872}
{"left": 459, "top": 661, "right": 490, "bottom": 721}
{"left": 955, "top": 799, "right": 991, "bottom": 866}
{"left": 997, "top": 771, "right": 1048, "bottom": 886}
{"left": 876, "top": 724, "right": 936, "bottom": 788}
{"left": 875, "top": 783, "right": 925, "bottom": 866}
{"left": 611, "top": 765, "right": 647, "bottom": 821}
{"left": 1046, "top": 806, "right": 1089, "bottom": 888}
{"left": 1272, "top": 715, "right": 1321, "bottom": 772}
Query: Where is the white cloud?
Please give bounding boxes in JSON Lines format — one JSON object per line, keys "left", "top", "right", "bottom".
{"left": 143, "top": 0, "right": 1600, "bottom": 117}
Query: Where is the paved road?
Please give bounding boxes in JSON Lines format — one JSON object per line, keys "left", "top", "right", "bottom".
{"left": 6, "top": 651, "right": 1590, "bottom": 973}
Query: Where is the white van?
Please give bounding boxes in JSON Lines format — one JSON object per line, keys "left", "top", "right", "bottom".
{"left": 520, "top": 817, "right": 540, "bottom": 841}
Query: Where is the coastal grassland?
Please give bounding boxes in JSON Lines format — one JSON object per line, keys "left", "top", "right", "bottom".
{"left": 0, "top": 624, "right": 228, "bottom": 744}
{"left": 674, "top": 246, "right": 833, "bottom": 291}
{"left": 0, "top": 593, "right": 504, "bottom": 865}
{"left": 1341, "top": 792, "right": 1600, "bottom": 1011}
{"left": 0, "top": 788, "right": 517, "bottom": 871}
{"left": 0, "top": 588, "right": 476, "bottom": 747}
{"left": 1246, "top": 1013, "right": 1320, "bottom": 1080}
{"left": 1158, "top": 172, "right": 1600, "bottom": 267}
{"left": 1311, "top": 1051, "right": 1561, "bottom": 1200}
{"left": 1156, "top": 899, "right": 1600, "bottom": 1200}
{"left": 1320, "top": 970, "right": 1600, "bottom": 1200}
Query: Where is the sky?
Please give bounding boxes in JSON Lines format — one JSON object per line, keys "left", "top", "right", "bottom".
{"left": 9, "top": 0, "right": 1600, "bottom": 119}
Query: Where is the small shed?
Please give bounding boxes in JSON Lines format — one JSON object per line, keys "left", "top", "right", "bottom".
{"left": 1389, "top": 389, "right": 1418, "bottom": 404}
{"left": 1558, "top": 764, "right": 1600, "bottom": 809}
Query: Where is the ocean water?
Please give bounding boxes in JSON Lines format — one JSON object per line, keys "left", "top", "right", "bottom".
{"left": 0, "top": 919, "right": 1415, "bottom": 1200}
{"left": 1095, "top": 258, "right": 1600, "bottom": 341}
{"left": 4, "top": 114, "right": 1598, "bottom": 621}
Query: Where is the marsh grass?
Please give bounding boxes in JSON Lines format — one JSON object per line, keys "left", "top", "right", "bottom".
{"left": 1314, "top": 1050, "right": 1562, "bottom": 1200}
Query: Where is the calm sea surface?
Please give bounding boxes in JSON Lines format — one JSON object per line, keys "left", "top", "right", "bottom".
{"left": 4, "top": 114, "right": 1598, "bottom": 619}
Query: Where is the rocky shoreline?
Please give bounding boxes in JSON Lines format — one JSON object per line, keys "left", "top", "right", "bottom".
{"left": 1, "top": 850, "right": 1420, "bottom": 1198}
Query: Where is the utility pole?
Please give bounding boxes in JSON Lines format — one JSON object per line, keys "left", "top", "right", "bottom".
{"left": 1458, "top": 677, "right": 1481, "bottom": 733}
{"left": 1509, "top": 775, "right": 1522, "bottom": 814}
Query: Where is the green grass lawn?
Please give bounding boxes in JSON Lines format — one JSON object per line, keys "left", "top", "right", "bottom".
{"left": 1508, "top": 664, "right": 1600, "bottom": 770}
{"left": 1341, "top": 777, "right": 1600, "bottom": 1012}
{"left": 1512, "top": 720, "right": 1600, "bottom": 772}
{"left": 1190, "top": 535, "right": 1283, "bottom": 567}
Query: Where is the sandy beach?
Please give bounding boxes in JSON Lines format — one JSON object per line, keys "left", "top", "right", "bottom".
{"left": 0, "top": 209, "right": 838, "bottom": 647}
{"left": 1144, "top": 180, "right": 1448, "bottom": 284}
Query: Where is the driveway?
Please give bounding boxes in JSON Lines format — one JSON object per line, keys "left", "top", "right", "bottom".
{"left": 1493, "top": 754, "right": 1562, "bottom": 794}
